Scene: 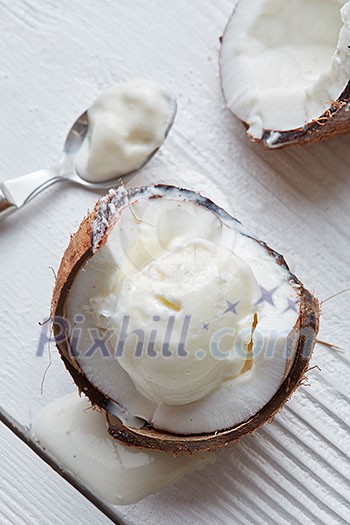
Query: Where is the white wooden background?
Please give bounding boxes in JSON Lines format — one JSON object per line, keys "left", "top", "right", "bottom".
{"left": 0, "top": 0, "right": 349, "bottom": 524}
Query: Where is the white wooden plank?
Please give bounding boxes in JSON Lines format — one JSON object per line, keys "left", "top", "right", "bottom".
{"left": 0, "top": 423, "right": 114, "bottom": 525}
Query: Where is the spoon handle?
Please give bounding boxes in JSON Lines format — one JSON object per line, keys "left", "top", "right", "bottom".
{"left": 0, "top": 169, "right": 61, "bottom": 221}
{"left": 0, "top": 187, "right": 17, "bottom": 220}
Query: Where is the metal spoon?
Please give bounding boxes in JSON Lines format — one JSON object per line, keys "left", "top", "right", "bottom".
{"left": 0, "top": 100, "right": 177, "bottom": 221}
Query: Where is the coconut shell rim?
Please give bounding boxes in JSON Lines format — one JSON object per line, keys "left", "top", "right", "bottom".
{"left": 51, "top": 184, "right": 320, "bottom": 453}
{"left": 219, "top": 2, "right": 350, "bottom": 149}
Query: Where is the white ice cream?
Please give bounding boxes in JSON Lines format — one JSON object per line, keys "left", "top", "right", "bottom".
{"left": 76, "top": 80, "right": 176, "bottom": 182}
{"left": 33, "top": 393, "right": 211, "bottom": 505}
{"left": 112, "top": 239, "right": 259, "bottom": 405}
{"left": 67, "top": 187, "right": 300, "bottom": 434}
{"left": 220, "top": 0, "right": 350, "bottom": 138}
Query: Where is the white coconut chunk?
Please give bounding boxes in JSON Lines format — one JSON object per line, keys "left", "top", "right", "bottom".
{"left": 66, "top": 189, "right": 300, "bottom": 434}
{"left": 220, "top": 0, "right": 350, "bottom": 137}
{"left": 66, "top": 244, "right": 157, "bottom": 424}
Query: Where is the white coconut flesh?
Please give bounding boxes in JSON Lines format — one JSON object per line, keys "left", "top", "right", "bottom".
{"left": 220, "top": 0, "right": 350, "bottom": 140}
{"left": 66, "top": 186, "right": 300, "bottom": 435}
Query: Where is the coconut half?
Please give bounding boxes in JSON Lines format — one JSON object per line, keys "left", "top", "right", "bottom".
{"left": 220, "top": 0, "right": 350, "bottom": 148}
{"left": 52, "top": 185, "right": 319, "bottom": 453}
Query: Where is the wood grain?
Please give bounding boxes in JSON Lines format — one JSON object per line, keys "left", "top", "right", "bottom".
{"left": 0, "top": 0, "right": 349, "bottom": 524}
{"left": 0, "top": 423, "right": 114, "bottom": 525}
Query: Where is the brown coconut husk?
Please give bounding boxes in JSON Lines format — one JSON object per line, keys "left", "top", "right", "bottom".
{"left": 52, "top": 185, "right": 320, "bottom": 453}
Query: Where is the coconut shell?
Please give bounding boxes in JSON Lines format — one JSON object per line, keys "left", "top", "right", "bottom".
{"left": 220, "top": 3, "right": 350, "bottom": 149}
{"left": 258, "top": 83, "right": 350, "bottom": 149}
{"left": 52, "top": 185, "right": 320, "bottom": 453}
